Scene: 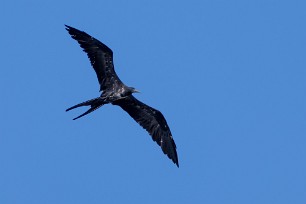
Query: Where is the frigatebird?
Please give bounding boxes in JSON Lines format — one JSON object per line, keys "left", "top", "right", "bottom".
{"left": 65, "top": 25, "right": 179, "bottom": 167}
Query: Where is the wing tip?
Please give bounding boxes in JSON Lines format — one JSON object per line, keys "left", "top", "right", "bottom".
{"left": 174, "top": 160, "right": 179, "bottom": 168}
{"left": 162, "top": 141, "right": 179, "bottom": 167}
{"left": 64, "top": 24, "right": 72, "bottom": 31}
{"left": 171, "top": 152, "right": 179, "bottom": 168}
{"left": 65, "top": 24, "right": 80, "bottom": 36}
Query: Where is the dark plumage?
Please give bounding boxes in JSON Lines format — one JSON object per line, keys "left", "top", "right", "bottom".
{"left": 65, "top": 25, "right": 179, "bottom": 167}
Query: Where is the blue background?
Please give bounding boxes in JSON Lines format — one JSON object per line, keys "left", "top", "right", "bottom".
{"left": 1, "top": 0, "right": 305, "bottom": 203}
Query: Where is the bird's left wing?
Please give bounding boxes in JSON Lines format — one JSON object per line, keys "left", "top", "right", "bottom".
{"left": 65, "top": 25, "right": 123, "bottom": 92}
{"left": 113, "top": 96, "right": 179, "bottom": 167}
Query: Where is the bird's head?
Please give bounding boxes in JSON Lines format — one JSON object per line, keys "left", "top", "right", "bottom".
{"left": 124, "top": 86, "right": 140, "bottom": 96}
{"left": 130, "top": 87, "right": 140, "bottom": 94}
{"left": 122, "top": 86, "right": 140, "bottom": 97}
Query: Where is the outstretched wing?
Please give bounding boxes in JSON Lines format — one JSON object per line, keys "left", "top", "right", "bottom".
{"left": 113, "top": 95, "right": 179, "bottom": 167}
{"left": 65, "top": 25, "right": 123, "bottom": 91}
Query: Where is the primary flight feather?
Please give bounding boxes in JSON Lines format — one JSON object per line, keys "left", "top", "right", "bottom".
{"left": 65, "top": 25, "right": 179, "bottom": 167}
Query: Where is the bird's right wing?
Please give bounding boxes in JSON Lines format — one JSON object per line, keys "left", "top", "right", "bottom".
{"left": 65, "top": 25, "right": 123, "bottom": 91}
{"left": 113, "top": 95, "right": 179, "bottom": 167}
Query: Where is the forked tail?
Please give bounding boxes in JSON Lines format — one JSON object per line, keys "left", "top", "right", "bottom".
{"left": 66, "top": 97, "right": 106, "bottom": 120}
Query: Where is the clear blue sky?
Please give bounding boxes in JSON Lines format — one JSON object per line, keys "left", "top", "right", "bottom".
{"left": 1, "top": 0, "right": 305, "bottom": 203}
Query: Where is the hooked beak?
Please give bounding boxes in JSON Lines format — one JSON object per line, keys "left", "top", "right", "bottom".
{"left": 133, "top": 89, "right": 140, "bottom": 93}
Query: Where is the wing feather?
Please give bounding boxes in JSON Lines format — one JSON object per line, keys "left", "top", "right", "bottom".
{"left": 65, "top": 25, "right": 123, "bottom": 91}
{"left": 113, "top": 96, "right": 179, "bottom": 167}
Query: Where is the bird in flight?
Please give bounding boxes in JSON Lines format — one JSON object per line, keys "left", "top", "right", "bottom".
{"left": 65, "top": 25, "right": 179, "bottom": 167}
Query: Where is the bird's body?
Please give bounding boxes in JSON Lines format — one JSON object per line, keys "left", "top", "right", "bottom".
{"left": 65, "top": 25, "right": 179, "bottom": 167}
